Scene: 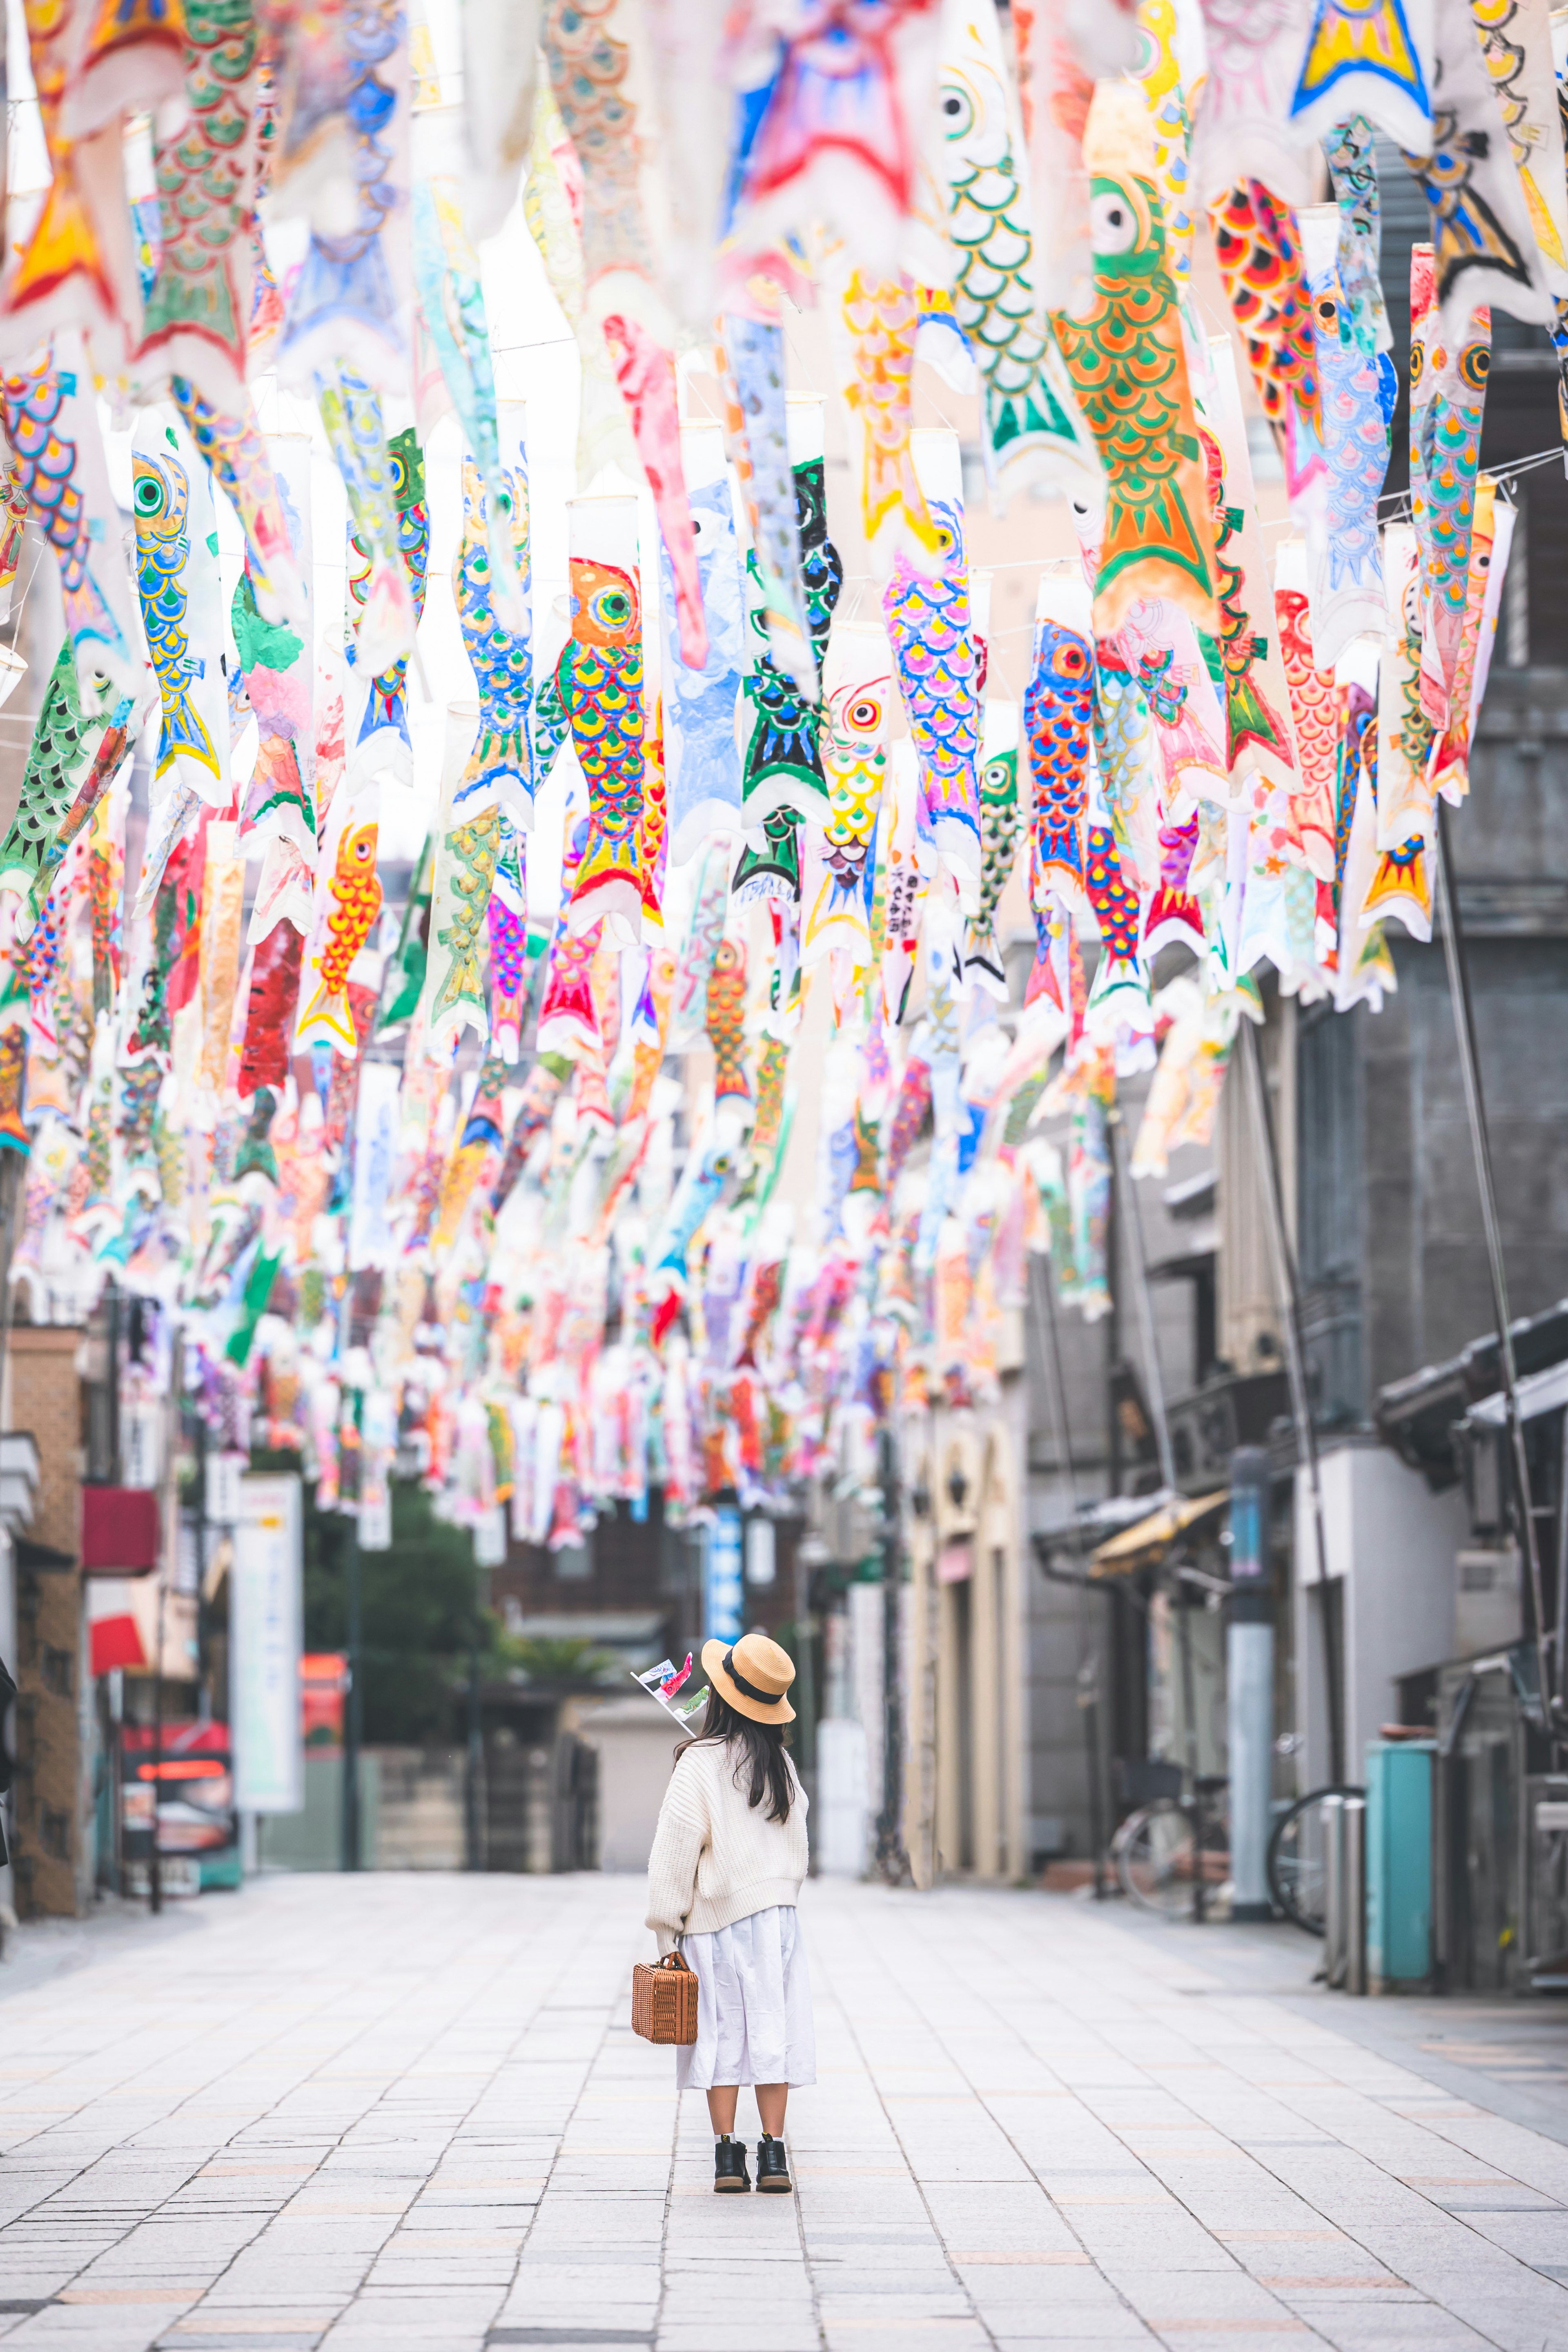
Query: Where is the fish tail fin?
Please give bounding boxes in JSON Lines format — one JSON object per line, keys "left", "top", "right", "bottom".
{"left": 158, "top": 689, "right": 219, "bottom": 785}
{"left": 296, "top": 976, "right": 358, "bottom": 1052}
{"left": 962, "top": 919, "right": 1007, "bottom": 998}
{"left": 10, "top": 178, "right": 115, "bottom": 323}
{"left": 359, "top": 666, "right": 409, "bottom": 744}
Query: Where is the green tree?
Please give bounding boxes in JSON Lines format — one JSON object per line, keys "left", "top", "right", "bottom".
{"left": 254, "top": 1456, "right": 484, "bottom": 1745}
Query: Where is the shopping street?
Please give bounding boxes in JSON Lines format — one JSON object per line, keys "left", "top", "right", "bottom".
{"left": 1, "top": 1875, "right": 1566, "bottom": 2352}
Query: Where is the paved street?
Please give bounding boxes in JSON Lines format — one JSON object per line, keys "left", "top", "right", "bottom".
{"left": 1, "top": 1875, "right": 1567, "bottom": 2352}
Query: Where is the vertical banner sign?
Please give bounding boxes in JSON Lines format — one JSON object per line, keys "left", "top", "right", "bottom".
{"left": 232, "top": 1474, "right": 304, "bottom": 1814}
{"left": 705, "top": 1504, "right": 744, "bottom": 1643}
{"left": 206, "top": 1450, "right": 248, "bottom": 1525}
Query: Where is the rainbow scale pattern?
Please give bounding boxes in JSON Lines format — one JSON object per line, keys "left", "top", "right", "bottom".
{"left": 883, "top": 498, "right": 980, "bottom": 866}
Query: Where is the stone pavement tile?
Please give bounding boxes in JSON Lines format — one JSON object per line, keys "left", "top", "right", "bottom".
{"left": 1419, "top": 2116, "right": 1568, "bottom": 2203}
{"left": 1211, "top": 2242, "right": 1390, "bottom": 2289}
{"left": 311, "top": 2293, "right": 499, "bottom": 2349}
{"left": 489, "top": 2258, "right": 661, "bottom": 2320}
{"left": 795, "top": 2186, "right": 933, "bottom": 2229}
{"left": 956, "top": 2259, "right": 1120, "bottom": 2316}
{"left": 1107, "top": 2262, "right": 1307, "bottom": 2319}
{"left": 521, "top": 2202, "right": 665, "bottom": 2254}
{"left": 1047, "top": 2205, "right": 1232, "bottom": 2272}
{"left": 818, "top": 2318, "right": 991, "bottom": 2349}
{"left": 657, "top": 2332, "right": 817, "bottom": 2352}
{"left": 1288, "top": 2314, "right": 1496, "bottom": 2350}
{"left": 920, "top": 2179, "right": 1083, "bottom": 2256}
{"left": 547, "top": 2160, "right": 671, "bottom": 2196}
{"left": 806, "top": 2253, "right": 955, "bottom": 2287}
{"left": 989, "top": 2332, "right": 1160, "bottom": 2350}
{"left": 13, "top": 2321, "right": 266, "bottom": 2352}
{"left": 879, "top": 2099, "right": 1036, "bottom": 2185}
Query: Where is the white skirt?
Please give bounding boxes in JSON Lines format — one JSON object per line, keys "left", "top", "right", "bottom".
{"left": 675, "top": 1905, "right": 816, "bottom": 2091}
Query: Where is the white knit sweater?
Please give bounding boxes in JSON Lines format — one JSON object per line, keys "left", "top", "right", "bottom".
{"left": 645, "top": 1737, "right": 809, "bottom": 1954}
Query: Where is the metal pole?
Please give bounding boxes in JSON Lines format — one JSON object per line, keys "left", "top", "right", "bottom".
{"left": 189, "top": 1351, "right": 210, "bottom": 1731}
{"left": 1105, "top": 1118, "right": 1123, "bottom": 1499}
{"left": 1343, "top": 1794, "right": 1367, "bottom": 1995}
{"left": 342, "top": 1514, "right": 362, "bottom": 1871}
{"left": 1556, "top": 1415, "right": 1568, "bottom": 1717}
{"left": 149, "top": 1572, "right": 166, "bottom": 1913}
{"left": 1433, "top": 804, "right": 1557, "bottom": 1744}
{"left": 1323, "top": 1793, "right": 1346, "bottom": 1989}
{"left": 465, "top": 1610, "right": 483, "bottom": 1871}
{"left": 105, "top": 1279, "right": 121, "bottom": 1490}
{"left": 1241, "top": 1019, "right": 1345, "bottom": 1785}
{"left": 875, "top": 1427, "right": 908, "bottom": 1884}
{"left": 1110, "top": 1111, "right": 1176, "bottom": 1491}
{"left": 1031, "top": 1252, "right": 1109, "bottom": 1899}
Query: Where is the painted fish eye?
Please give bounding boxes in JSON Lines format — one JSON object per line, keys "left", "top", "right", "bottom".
{"left": 848, "top": 695, "right": 881, "bottom": 729}
{"left": 133, "top": 471, "right": 164, "bottom": 517}
{"left": 592, "top": 587, "right": 633, "bottom": 627}
{"left": 388, "top": 452, "right": 407, "bottom": 495}
{"left": 1461, "top": 343, "right": 1489, "bottom": 391}
{"left": 1409, "top": 344, "right": 1425, "bottom": 390}
{"left": 1090, "top": 190, "right": 1138, "bottom": 255}
{"left": 940, "top": 81, "right": 973, "bottom": 139}
{"left": 1314, "top": 294, "right": 1338, "bottom": 332}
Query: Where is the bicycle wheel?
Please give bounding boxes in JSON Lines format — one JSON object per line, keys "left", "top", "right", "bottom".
{"left": 1267, "top": 1785, "right": 1365, "bottom": 1934}
{"left": 1115, "top": 1799, "right": 1200, "bottom": 1917}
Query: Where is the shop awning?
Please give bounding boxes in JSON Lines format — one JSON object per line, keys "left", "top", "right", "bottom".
{"left": 1088, "top": 1490, "right": 1229, "bottom": 1577}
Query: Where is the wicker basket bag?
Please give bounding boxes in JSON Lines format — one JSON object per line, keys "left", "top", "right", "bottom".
{"left": 632, "top": 1949, "right": 699, "bottom": 2044}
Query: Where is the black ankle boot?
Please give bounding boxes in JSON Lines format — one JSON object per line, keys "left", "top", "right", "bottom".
{"left": 714, "top": 2135, "right": 751, "bottom": 2193}
{"left": 755, "top": 2134, "right": 792, "bottom": 2193}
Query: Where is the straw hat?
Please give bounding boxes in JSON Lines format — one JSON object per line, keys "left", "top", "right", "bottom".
{"left": 702, "top": 1631, "right": 796, "bottom": 1725}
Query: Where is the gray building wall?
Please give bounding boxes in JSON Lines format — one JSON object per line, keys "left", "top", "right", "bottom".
{"left": 1298, "top": 669, "right": 1568, "bottom": 1423}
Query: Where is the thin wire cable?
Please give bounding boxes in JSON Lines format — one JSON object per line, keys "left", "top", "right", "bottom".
{"left": 1375, "top": 442, "right": 1560, "bottom": 519}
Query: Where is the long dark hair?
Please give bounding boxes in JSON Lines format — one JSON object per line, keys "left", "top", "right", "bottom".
{"left": 684, "top": 1688, "right": 794, "bottom": 1823}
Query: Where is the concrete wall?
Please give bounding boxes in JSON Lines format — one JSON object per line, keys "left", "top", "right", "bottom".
{"left": 1362, "top": 935, "right": 1568, "bottom": 1400}
{"left": 1293, "top": 1440, "right": 1468, "bottom": 1790}
{"left": 577, "top": 1697, "right": 683, "bottom": 1873}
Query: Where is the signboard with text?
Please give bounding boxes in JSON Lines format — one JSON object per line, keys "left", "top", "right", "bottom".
{"left": 705, "top": 1506, "right": 744, "bottom": 1643}
{"left": 232, "top": 1474, "right": 303, "bottom": 1814}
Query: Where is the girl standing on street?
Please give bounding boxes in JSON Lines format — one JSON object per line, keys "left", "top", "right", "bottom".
{"left": 645, "top": 1633, "right": 814, "bottom": 2195}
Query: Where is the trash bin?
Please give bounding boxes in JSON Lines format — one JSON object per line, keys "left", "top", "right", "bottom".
{"left": 1365, "top": 1739, "right": 1434, "bottom": 1992}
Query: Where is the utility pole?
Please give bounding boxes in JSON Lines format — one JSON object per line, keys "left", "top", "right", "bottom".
{"left": 465, "top": 1575, "right": 483, "bottom": 1872}
{"left": 1433, "top": 807, "right": 1559, "bottom": 1748}
{"left": 874, "top": 1426, "right": 907, "bottom": 1883}
{"left": 1241, "top": 1019, "right": 1345, "bottom": 1785}
{"left": 341, "top": 1512, "right": 362, "bottom": 1872}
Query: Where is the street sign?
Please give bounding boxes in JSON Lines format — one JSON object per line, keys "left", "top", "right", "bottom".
{"left": 232, "top": 1474, "right": 303, "bottom": 1815}
{"left": 706, "top": 1506, "right": 744, "bottom": 1641}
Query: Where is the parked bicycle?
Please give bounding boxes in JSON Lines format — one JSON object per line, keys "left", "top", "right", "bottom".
{"left": 1113, "top": 1774, "right": 1231, "bottom": 1920}
{"left": 1266, "top": 1784, "right": 1365, "bottom": 1935}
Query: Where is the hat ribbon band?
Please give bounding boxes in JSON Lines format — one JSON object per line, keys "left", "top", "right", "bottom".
{"left": 724, "top": 1649, "right": 784, "bottom": 1707}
